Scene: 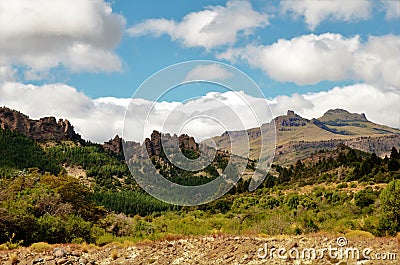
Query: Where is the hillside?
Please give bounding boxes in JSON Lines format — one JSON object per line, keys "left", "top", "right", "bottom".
{"left": 208, "top": 109, "right": 400, "bottom": 164}
{"left": 0, "top": 106, "right": 400, "bottom": 258}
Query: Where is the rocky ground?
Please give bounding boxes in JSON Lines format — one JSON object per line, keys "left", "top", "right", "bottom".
{"left": 2, "top": 234, "right": 399, "bottom": 265}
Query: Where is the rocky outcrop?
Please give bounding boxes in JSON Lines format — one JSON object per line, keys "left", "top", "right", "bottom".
{"left": 274, "top": 110, "right": 309, "bottom": 129}
{"left": 103, "top": 135, "right": 123, "bottom": 154}
{"left": 178, "top": 134, "right": 198, "bottom": 150}
{"left": 144, "top": 130, "right": 199, "bottom": 157}
{"left": 0, "top": 107, "right": 82, "bottom": 142}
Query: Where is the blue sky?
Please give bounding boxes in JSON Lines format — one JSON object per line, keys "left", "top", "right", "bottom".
{"left": 69, "top": 0, "right": 399, "bottom": 99}
{"left": 0, "top": 0, "right": 399, "bottom": 142}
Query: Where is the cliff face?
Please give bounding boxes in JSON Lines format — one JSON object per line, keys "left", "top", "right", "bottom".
{"left": 0, "top": 107, "right": 82, "bottom": 142}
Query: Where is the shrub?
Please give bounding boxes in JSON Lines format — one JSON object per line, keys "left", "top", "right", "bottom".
{"left": 378, "top": 179, "right": 400, "bottom": 236}
{"left": 30, "top": 242, "right": 51, "bottom": 252}
{"left": 96, "top": 233, "right": 116, "bottom": 246}
{"left": 354, "top": 188, "right": 376, "bottom": 208}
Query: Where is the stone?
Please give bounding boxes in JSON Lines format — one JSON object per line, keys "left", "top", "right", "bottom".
{"left": 32, "top": 258, "right": 44, "bottom": 264}
{"left": 103, "top": 135, "right": 123, "bottom": 155}
{"left": 0, "top": 107, "right": 83, "bottom": 142}
{"left": 57, "top": 258, "right": 69, "bottom": 264}
{"left": 54, "top": 248, "right": 66, "bottom": 258}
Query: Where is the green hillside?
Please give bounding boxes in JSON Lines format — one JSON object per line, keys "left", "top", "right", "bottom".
{"left": 0, "top": 128, "right": 62, "bottom": 177}
{"left": 1, "top": 125, "right": 400, "bottom": 247}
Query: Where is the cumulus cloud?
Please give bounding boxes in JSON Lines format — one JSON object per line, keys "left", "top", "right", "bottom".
{"left": 218, "top": 33, "right": 400, "bottom": 89}
{"left": 381, "top": 0, "right": 400, "bottom": 19}
{"left": 0, "top": 82, "right": 126, "bottom": 142}
{"left": 127, "top": 0, "right": 268, "bottom": 49}
{"left": 0, "top": 0, "right": 125, "bottom": 78}
{"left": 281, "top": 0, "right": 372, "bottom": 30}
{"left": 1, "top": 82, "right": 398, "bottom": 143}
{"left": 183, "top": 64, "right": 233, "bottom": 82}
{"left": 271, "top": 84, "right": 400, "bottom": 129}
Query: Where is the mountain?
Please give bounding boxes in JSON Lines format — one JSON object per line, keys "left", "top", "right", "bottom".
{"left": 207, "top": 109, "right": 400, "bottom": 164}
{"left": 0, "top": 107, "right": 83, "bottom": 142}
{"left": 313, "top": 108, "right": 400, "bottom": 136}
{"left": 1, "top": 106, "right": 399, "bottom": 166}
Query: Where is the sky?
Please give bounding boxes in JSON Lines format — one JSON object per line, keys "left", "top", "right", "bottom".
{"left": 0, "top": 0, "right": 399, "bottom": 143}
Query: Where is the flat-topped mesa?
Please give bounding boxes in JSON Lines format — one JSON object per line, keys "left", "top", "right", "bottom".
{"left": 274, "top": 110, "right": 309, "bottom": 128}
{"left": 0, "top": 107, "right": 83, "bottom": 142}
{"left": 144, "top": 130, "right": 199, "bottom": 157}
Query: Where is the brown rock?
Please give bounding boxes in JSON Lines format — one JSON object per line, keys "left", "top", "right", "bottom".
{"left": 103, "top": 135, "right": 123, "bottom": 154}
{"left": 0, "top": 107, "right": 83, "bottom": 142}
{"left": 144, "top": 130, "right": 199, "bottom": 158}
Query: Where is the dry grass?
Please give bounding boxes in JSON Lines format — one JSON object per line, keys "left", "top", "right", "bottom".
{"left": 30, "top": 242, "right": 51, "bottom": 252}
{"left": 345, "top": 230, "right": 375, "bottom": 240}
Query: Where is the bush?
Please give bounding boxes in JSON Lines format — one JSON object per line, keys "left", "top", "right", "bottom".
{"left": 354, "top": 188, "right": 376, "bottom": 208}
{"left": 30, "top": 242, "right": 51, "bottom": 252}
{"left": 34, "top": 214, "right": 93, "bottom": 244}
{"left": 96, "top": 233, "right": 116, "bottom": 246}
{"left": 378, "top": 179, "right": 400, "bottom": 236}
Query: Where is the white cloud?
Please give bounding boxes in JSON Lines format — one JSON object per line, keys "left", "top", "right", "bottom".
{"left": 1, "top": 82, "right": 398, "bottom": 143}
{"left": 183, "top": 64, "right": 233, "bottom": 82}
{"left": 381, "top": 0, "right": 400, "bottom": 19}
{"left": 281, "top": 0, "right": 372, "bottom": 30}
{"left": 127, "top": 0, "right": 268, "bottom": 49}
{"left": 218, "top": 33, "right": 400, "bottom": 89}
{"left": 0, "top": 0, "right": 125, "bottom": 78}
{"left": 353, "top": 35, "right": 400, "bottom": 89}
{"left": 269, "top": 84, "right": 399, "bottom": 129}
{"left": 301, "top": 84, "right": 400, "bottom": 129}
{"left": 0, "top": 66, "right": 17, "bottom": 82}
{"left": 0, "top": 82, "right": 125, "bottom": 142}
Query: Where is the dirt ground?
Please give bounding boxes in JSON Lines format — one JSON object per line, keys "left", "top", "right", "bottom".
{"left": 2, "top": 234, "right": 399, "bottom": 265}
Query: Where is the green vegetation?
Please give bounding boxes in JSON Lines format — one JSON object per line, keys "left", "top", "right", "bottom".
{"left": 46, "top": 143, "right": 132, "bottom": 189}
{"left": 0, "top": 129, "right": 62, "bottom": 177}
{"left": 378, "top": 179, "right": 400, "bottom": 236}
{"left": 1, "top": 127, "right": 400, "bottom": 246}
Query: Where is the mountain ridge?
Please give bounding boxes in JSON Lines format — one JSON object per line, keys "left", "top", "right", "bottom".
{"left": 208, "top": 109, "right": 400, "bottom": 164}
{"left": 0, "top": 106, "right": 83, "bottom": 143}
{"left": 1, "top": 106, "right": 399, "bottom": 165}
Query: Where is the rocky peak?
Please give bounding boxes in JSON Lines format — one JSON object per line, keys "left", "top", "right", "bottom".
{"left": 144, "top": 130, "right": 199, "bottom": 157}
{"left": 103, "top": 135, "right": 123, "bottom": 155}
{"left": 319, "top": 109, "right": 368, "bottom": 122}
{"left": 274, "top": 110, "right": 309, "bottom": 128}
{"left": 0, "top": 107, "right": 82, "bottom": 142}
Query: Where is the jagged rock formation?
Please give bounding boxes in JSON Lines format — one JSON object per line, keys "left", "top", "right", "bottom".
{"left": 0, "top": 107, "right": 82, "bottom": 142}
{"left": 103, "top": 135, "right": 123, "bottom": 154}
{"left": 144, "top": 130, "right": 199, "bottom": 157}
{"left": 275, "top": 110, "right": 309, "bottom": 129}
